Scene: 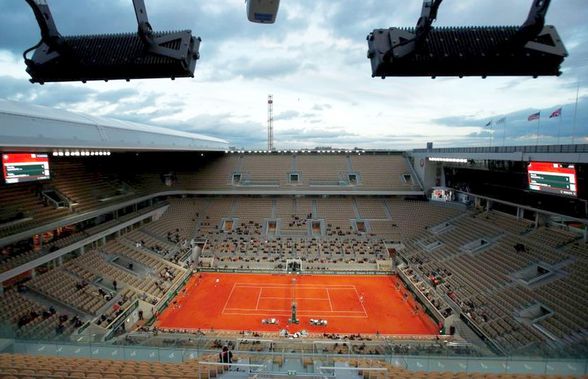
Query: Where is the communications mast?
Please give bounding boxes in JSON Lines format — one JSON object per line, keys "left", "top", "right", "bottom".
{"left": 267, "top": 95, "right": 274, "bottom": 151}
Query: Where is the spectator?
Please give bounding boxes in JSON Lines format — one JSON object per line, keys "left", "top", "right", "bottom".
{"left": 219, "top": 346, "right": 232, "bottom": 365}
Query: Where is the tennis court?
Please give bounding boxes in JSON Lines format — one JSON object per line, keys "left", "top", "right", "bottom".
{"left": 155, "top": 273, "right": 438, "bottom": 335}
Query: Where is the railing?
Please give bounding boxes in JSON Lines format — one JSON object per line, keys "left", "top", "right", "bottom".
{"left": 0, "top": 202, "right": 169, "bottom": 282}
{"left": 403, "top": 154, "right": 424, "bottom": 190}
{"left": 103, "top": 299, "right": 140, "bottom": 341}
{"left": 4, "top": 338, "right": 588, "bottom": 376}
{"left": 413, "top": 143, "right": 588, "bottom": 154}
{"left": 198, "top": 267, "right": 392, "bottom": 275}
{"left": 149, "top": 270, "right": 193, "bottom": 325}
{"left": 395, "top": 264, "right": 446, "bottom": 324}
{"left": 42, "top": 189, "right": 69, "bottom": 208}
{"left": 308, "top": 179, "right": 347, "bottom": 186}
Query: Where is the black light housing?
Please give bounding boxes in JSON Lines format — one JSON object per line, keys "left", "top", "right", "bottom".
{"left": 367, "top": 0, "right": 567, "bottom": 79}
{"left": 24, "top": 0, "right": 200, "bottom": 84}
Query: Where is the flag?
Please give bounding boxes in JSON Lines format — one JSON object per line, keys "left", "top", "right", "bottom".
{"left": 528, "top": 112, "right": 540, "bottom": 121}
{"left": 496, "top": 117, "right": 506, "bottom": 124}
{"left": 485, "top": 120, "right": 493, "bottom": 127}
{"left": 549, "top": 107, "right": 562, "bottom": 118}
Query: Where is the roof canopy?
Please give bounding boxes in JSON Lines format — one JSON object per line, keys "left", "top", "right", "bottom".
{"left": 0, "top": 99, "right": 229, "bottom": 152}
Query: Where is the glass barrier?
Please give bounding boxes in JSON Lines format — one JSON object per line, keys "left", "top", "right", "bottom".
{"left": 2, "top": 338, "right": 586, "bottom": 376}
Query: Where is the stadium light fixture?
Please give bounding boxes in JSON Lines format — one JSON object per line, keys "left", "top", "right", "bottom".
{"left": 428, "top": 157, "right": 468, "bottom": 163}
{"left": 367, "top": 0, "right": 567, "bottom": 78}
{"left": 23, "top": 0, "right": 200, "bottom": 83}
{"left": 246, "top": 0, "right": 280, "bottom": 24}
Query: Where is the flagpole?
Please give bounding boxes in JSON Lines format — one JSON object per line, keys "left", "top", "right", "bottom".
{"left": 536, "top": 117, "right": 540, "bottom": 145}
{"left": 490, "top": 122, "right": 493, "bottom": 147}
{"left": 557, "top": 108, "right": 562, "bottom": 145}
{"left": 502, "top": 119, "right": 507, "bottom": 146}
{"left": 572, "top": 81, "right": 580, "bottom": 144}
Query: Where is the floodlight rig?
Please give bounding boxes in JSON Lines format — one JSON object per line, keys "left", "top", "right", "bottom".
{"left": 23, "top": 0, "right": 201, "bottom": 84}
{"left": 366, "top": 0, "right": 568, "bottom": 78}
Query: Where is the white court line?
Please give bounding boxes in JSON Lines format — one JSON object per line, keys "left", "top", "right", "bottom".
{"left": 255, "top": 288, "right": 263, "bottom": 310}
{"left": 221, "top": 283, "right": 238, "bottom": 314}
{"left": 259, "top": 296, "right": 329, "bottom": 301}
{"left": 352, "top": 286, "right": 368, "bottom": 317}
{"left": 220, "top": 284, "right": 365, "bottom": 316}
{"left": 224, "top": 307, "right": 365, "bottom": 313}
{"left": 224, "top": 311, "right": 368, "bottom": 318}
{"left": 234, "top": 283, "right": 355, "bottom": 289}
{"left": 234, "top": 282, "right": 356, "bottom": 287}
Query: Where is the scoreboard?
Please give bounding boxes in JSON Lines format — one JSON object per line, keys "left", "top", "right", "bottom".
{"left": 528, "top": 162, "right": 577, "bottom": 197}
{"left": 2, "top": 153, "right": 51, "bottom": 184}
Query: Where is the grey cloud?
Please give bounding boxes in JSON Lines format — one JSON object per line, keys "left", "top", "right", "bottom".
{"left": 0, "top": 75, "right": 93, "bottom": 107}
{"left": 434, "top": 96, "right": 588, "bottom": 144}
{"left": 33, "top": 86, "right": 95, "bottom": 107}
{"left": 0, "top": 75, "right": 141, "bottom": 109}
{"left": 0, "top": 0, "right": 308, "bottom": 57}
{"left": 312, "top": 103, "right": 332, "bottom": 111}
{"left": 155, "top": 113, "right": 266, "bottom": 146}
{"left": 276, "top": 127, "right": 356, "bottom": 140}
{"left": 0, "top": 75, "right": 35, "bottom": 99}
{"left": 433, "top": 114, "right": 487, "bottom": 128}
{"left": 94, "top": 88, "right": 139, "bottom": 103}
{"left": 208, "top": 56, "right": 305, "bottom": 81}
{"left": 274, "top": 110, "right": 301, "bottom": 121}
{"left": 467, "top": 131, "right": 493, "bottom": 138}
{"left": 274, "top": 110, "right": 316, "bottom": 121}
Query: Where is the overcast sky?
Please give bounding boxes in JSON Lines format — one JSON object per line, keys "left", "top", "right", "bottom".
{"left": 0, "top": 0, "right": 587, "bottom": 150}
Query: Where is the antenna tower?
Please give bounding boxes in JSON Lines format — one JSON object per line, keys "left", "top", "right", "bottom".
{"left": 267, "top": 95, "right": 274, "bottom": 151}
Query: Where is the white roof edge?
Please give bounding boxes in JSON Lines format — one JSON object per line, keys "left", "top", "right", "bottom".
{"left": 0, "top": 98, "right": 229, "bottom": 146}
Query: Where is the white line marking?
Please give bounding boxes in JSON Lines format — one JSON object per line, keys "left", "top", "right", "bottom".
{"left": 260, "top": 296, "right": 329, "bottom": 301}
{"left": 352, "top": 286, "right": 368, "bottom": 317}
{"left": 225, "top": 311, "right": 368, "bottom": 318}
{"left": 219, "top": 283, "right": 366, "bottom": 316}
{"left": 255, "top": 288, "right": 263, "bottom": 310}
{"left": 224, "top": 307, "right": 364, "bottom": 314}
{"left": 222, "top": 283, "right": 237, "bottom": 314}
{"left": 234, "top": 283, "right": 355, "bottom": 289}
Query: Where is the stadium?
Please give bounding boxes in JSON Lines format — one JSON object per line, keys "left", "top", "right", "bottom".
{"left": 1, "top": 0, "right": 588, "bottom": 378}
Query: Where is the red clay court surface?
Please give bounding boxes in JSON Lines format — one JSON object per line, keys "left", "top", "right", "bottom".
{"left": 155, "top": 273, "right": 438, "bottom": 335}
